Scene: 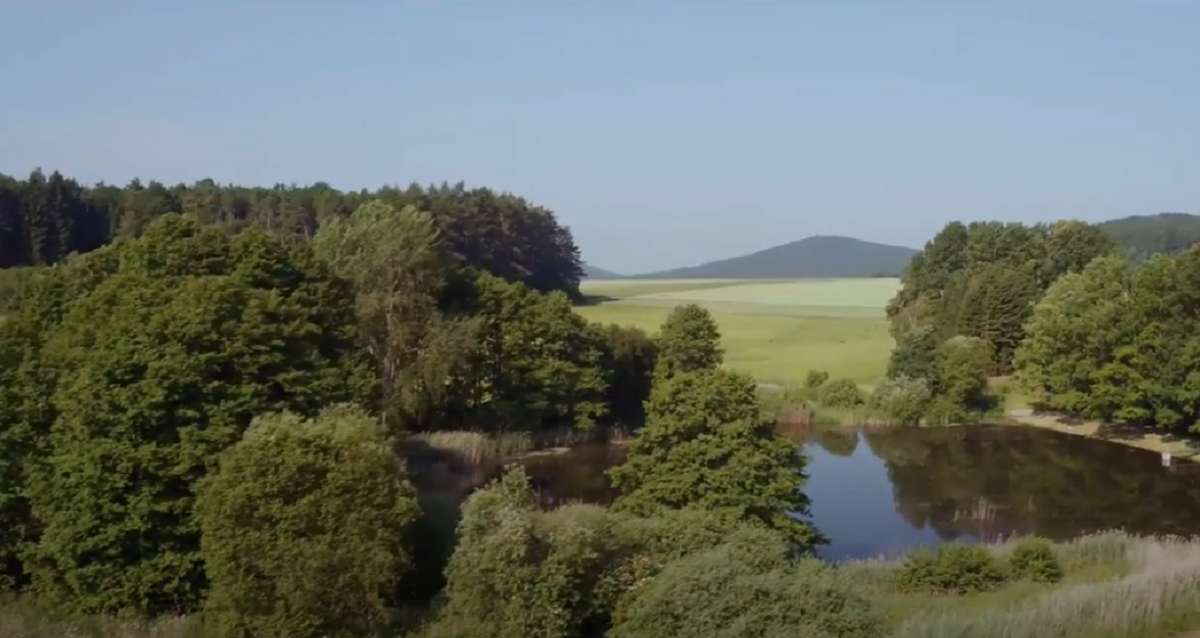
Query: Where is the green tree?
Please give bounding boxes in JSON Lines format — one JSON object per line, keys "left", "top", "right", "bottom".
{"left": 459, "top": 274, "right": 608, "bottom": 431}
{"left": 609, "top": 369, "right": 824, "bottom": 551}
{"left": 196, "top": 405, "right": 419, "bottom": 638}
{"left": 654, "top": 304, "right": 723, "bottom": 379}
{"left": 427, "top": 468, "right": 620, "bottom": 638}
{"left": 312, "top": 200, "right": 454, "bottom": 430}
{"left": 929, "top": 336, "right": 997, "bottom": 423}
{"left": 24, "top": 216, "right": 372, "bottom": 616}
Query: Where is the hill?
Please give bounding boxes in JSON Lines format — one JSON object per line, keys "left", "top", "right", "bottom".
{"left": 582, "top": 263, "right": 624, "bottom": 279}
{"left": 1098, "top": 212, "right": 1200, "bottom": 260}
{"left": 630, "top": 235, "right": 918, "bottom": 279}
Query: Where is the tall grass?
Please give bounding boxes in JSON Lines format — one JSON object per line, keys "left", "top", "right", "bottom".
{"left": 0, "top": 598, "right": 201, "bottom": 638}
{"left": 403, "top": 426, "right": 631, "bottom": 466}
{"left": 881, "top": 532, "right": 1200, "bottom": 638}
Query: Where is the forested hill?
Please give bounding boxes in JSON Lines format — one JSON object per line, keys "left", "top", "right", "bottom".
{"left": 631, "top": 236, "right": 918, "bottom": 279}
{"left": 583, "top": 263, "right": 623, "bottom": 279}
{"left": 1098, "top": 212, "right": 1200, "bottom": 260}
{"left": 0, "top": 169, "right": 584, "bottom": 298}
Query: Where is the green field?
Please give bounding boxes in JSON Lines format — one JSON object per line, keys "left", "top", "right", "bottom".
{"left": 578, "top": 278, "right": 899, "bottom": 386}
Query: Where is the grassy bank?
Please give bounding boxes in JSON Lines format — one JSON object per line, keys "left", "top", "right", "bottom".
{"left": 841, "top": 531, "right": 1200, "bottom": 638}
{"left": 6, "top": 532, "right": 1199, "bottom": 638}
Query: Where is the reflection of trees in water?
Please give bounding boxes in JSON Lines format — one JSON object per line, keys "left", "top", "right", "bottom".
{"left": 861, "top": 425, "right": 1200, "bottom": 542}
{"left": 814, "top": 429, "right": 859, "bottom": 457}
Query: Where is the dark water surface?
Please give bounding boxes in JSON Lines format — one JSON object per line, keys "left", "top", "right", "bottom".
{"left": 425, "top": 425, "right": 1200, "bottom": 561}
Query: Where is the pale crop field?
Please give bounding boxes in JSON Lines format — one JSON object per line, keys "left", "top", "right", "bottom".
{"left": 576, "top": 278, "right": 899, "bottom": 386}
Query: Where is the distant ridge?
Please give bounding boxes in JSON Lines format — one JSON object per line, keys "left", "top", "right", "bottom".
{"left": 582, "top": 263, "right": 624, "bottom": 279}
{"left": 629, "top": 235, "right": 918, "bottom": 279}
{"left": 1098, "top": 212, "right": 1200, "bottom": 260}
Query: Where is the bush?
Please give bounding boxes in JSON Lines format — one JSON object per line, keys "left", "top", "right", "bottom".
{"left": 609, "top": 528, "right": 884, "bottom": 638}
{"left": 818, "top": 378, "right": 865, "bottom": 409}
{"left": 196, "top": 405, "right": 420, "bottom": 638}
{"left": 804, "top": 369, "right": 830, "bottom": 389}
{"left": 896, "top": 543, "right": 1008, "bottom": 594}
{"left": 869, "top": 375, "right": 932, "bottom": 425}
{"left": 1009, "top": 537, "right": 1063, "bottom": 583}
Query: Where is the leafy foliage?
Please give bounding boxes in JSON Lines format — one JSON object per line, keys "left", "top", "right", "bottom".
{"left": 887, "top": 220, "right": 1118, "bottom": 376}
{"left": 1016, "top": 248, "right": 1200, "bottom": 432}
{"left": 1008, "top": 537, "right": 1063, "bottom": 584}
{"left": 19, "top": 216, "right": 373, "bottom": 615}
{"left": 609, "top": 529, "right": 883, "bottom": 638}
{"left": 869, "top": 375, "right": 932, "bottom": 425}
{"left": 652, "top": 304, "right": 723, "bottom": 380}
{"left": 804, "top": 369, "right": 830, "bottom": 390}
{"left": 609, "top": 369, "right": 824, "bottom": 551}
{"left": 895, "top": 543, "right": 1008, "bottom": 595}
{"left": 195, "top": 405, "right": 420, "bottom": 638}
{"left": 818, "top": 378, "right": 864, "bottom": 409}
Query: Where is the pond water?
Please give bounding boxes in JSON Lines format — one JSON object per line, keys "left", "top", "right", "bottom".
{"left": 419, "top": 425, "right": 1200, "bottom": 561}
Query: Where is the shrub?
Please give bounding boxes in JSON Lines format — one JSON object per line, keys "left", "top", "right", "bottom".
{"left": 196, "top": 405, "right": 420, "bottom": 638}
{"left": 869, "top": 375, "right": 932, "bottom": 425}
{"left": 609, "top": 528, "right": 884, "bottom": 638}
{"left": 896, "top": 542, "right": 1008, "bottom": 594}
{"left": 819, "top": 378, "right": 865, "bottom": 409}
{"left": 1009, "top": 537, "right": 1063, "bottom": 583}
{"left": 804, "top": 369, "right": 830, "bottom": 390}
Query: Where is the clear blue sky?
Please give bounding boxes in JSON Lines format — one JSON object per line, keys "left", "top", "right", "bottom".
{"left": 2, "top": 1, "right": 1197, "bottom": 273}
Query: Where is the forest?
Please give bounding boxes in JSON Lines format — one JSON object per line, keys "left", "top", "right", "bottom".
{"left": 885, "top": 217, "right": 1200, "bottom": 434}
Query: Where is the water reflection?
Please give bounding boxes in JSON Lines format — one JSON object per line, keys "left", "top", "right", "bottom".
{"left": 412, "top": 425, "right": 1200, "bottom": 561}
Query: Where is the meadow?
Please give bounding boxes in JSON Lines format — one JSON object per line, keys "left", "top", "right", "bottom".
{"left": 578, "top": 278, "right": 899, "bottom": 386}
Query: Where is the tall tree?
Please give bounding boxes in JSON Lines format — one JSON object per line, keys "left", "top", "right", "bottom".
{"left": 609, "top": 369, "right": 824, "bottom": 551}
{"left": 654, "top": 304, "right": 724, "bottom": 380}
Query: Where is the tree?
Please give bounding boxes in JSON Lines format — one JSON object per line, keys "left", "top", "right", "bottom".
{"left": 312, "top": 200, "right": 450, "bottom": 430}
{"left": 609, "top": 369, "right": 824, "bottom": 551}
{"left": 196, "top": 405, "right": 420, "bottom": 638}
{"left": 929, "top": 336, "right": 997, "bottom": 423}
{"left": 428, "top": 468, "right": 620, "bottom": 638}
{"left": 24, "top": 216, "right": 373, "bottom": 615}
{"left": 458, "top": 274, "right": 609, "bottom": 432}
{"left": 594, "top": 323, "right": 658, "bottom": 427}
{"left": 654, "top": 304, "right": 723, "bottom": 380}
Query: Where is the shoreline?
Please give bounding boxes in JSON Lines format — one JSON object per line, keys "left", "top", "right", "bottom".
{"left": 1005, "top": 409, "right": 1200, "bottom": 463}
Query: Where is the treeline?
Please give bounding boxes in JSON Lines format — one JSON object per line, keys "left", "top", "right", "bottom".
{"left": 0, "top": 168, "right": 582, "bottom": 298}
{"left": 884, "top": 215, "right": 1200, "bottom": 433}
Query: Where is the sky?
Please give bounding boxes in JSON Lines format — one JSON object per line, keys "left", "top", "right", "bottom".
{"left": 2, "top": 1, "right": 1198, "bottom": 274}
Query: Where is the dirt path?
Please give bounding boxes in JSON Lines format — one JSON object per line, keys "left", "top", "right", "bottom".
{"left": 1006, "top": 409, "right": 1200, "bottom": 463}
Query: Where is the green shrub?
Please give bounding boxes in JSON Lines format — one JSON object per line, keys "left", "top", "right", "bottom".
{"left": 196, "top": 405, "right": 420, "bottom": 638}
{"left": 818, "top": 378, "right": 864, "bottom": 409}
{"left": 869, "top": 375, "right": 932, "bottom": 425}
{"left": 1008, "top": 537, "right": 1063, "bottom": 583}
{"left": 804, "top": 369, "right": 830, "bottom": 389}
{"left": 609, "top": 529, "right": 884, "bottom": 638}
{"left": 896, "top": 542, "right": 1008, "bottom": 594}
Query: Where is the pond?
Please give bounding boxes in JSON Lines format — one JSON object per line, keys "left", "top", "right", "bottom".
{"left": 419, "top": 425, "right": 1200, "bottom": 561}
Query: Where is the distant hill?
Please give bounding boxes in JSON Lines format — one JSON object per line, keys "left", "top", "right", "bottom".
{"left": 630, "top": 236, "right": 918, "bottom": 279}
{"left": 582, "top": 263, "right": 624, "bottom": 279}
{"left": 1098, "top": 212, "right": 1200, "bottom": 260}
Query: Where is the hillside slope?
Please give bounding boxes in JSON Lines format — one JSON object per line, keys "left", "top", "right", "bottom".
{"left": 631, "top": 235, "right": 918, "bottom": 279}
{"left": 1099, "top": 212, "right": 1200, "bottom": 260}
{"left": 582, "top": 263, "right": 624, "bottom": 279}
